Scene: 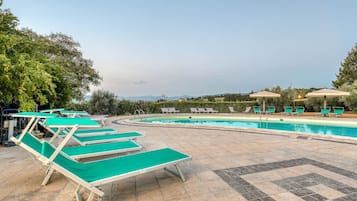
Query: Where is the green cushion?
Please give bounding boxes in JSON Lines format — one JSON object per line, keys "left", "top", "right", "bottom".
{"left": 284, "top": 106, "right": 293, "bottom": 113}
{"left": 74, "top": 128, "right": 116, "bottom": 134}
{"left": 74, "top": 132, "right": 143, "bottom": 142}
{"left": 12, "top": 112, "right": 58, "bottom": 118}
{"left": 253, "top": 106, "right": 261, "bottom": 113}
{"left": 45, "top": 118, "right": 100, "bottom": 127}
{"left": 62, "top": 141, "right": 140, "bottom": 156}
{"left": 295, "top": 107, "right": 304, "bottom": 113}
{"left": 321, "top": 108, "right": 331, "bottom": 115}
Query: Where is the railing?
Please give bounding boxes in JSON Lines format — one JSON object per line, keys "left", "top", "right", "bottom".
{"left": 134, "top": 109, "right": 145, "bottom": 117}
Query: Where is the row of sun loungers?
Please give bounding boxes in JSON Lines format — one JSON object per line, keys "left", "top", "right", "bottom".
{"left": 190, "top": 108, "right": 218, "bottom": 113}
{"left": 161, "top": 107, "right": 180, "bottom": 113}
{"left": 160, "top": 106, "right": 343, "bottom": 116}
{"left": 320, "top": 106, "right": 345, "bottom": 117}
{"left": 283, "top": 106, "right": 305, "bottom": 115}
{"left": 11, "top": 111, "right": 191, "bottom": 201}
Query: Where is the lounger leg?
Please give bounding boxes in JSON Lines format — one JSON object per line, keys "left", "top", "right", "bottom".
{"left": 164, "top": 164, "right": 186, "bottom": 182}
{"left": 86, "top": 192, "right": 95, "bottom": 201}
{"left": 75, "top": 185, "right": 83, "bottom": 201}
{"left": 175, "top": 164, "right": 186, "bottom": 182}
{"left": 42, "top": 167, "right": 55, "bottom": 185}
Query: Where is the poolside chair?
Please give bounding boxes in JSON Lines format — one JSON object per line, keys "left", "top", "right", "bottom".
{"left": 161, "top": 108, "right": 169, "bottom": 114}
{"left": 41, "top": 109, "right": 107, "bottom": 125}
{"left": 206, "top": 108, "right": 218, "bottom": 113}
{"left": 293, "top": 106, "right": 305, "bottom": 115}
{"left": 197, "top": 108, "right": 207, "bottom": 113}
{"left": 266, "top": 106, "right": 276, "bottom": 114}
{"left": 243, "top": 106, "right": 251, "bottom": 113}
{"left": 70, "top": 127, "right": 117, "bottom": 136}
{"left": 12, "top": 132, "right": 191, "bottom": 201}
{"left": 253, "top": 106, "right": 261, "bottom": 114}
{"left": 190, "top": 108, "right": 198, "bottom": 113}
{"left": 320, "top": 107, "right": 331, "bottom": 117}
{"left": 283, "top": 106, "right": 293, "bottom": 115}
{"left": 168, "top": 107, "right": 180, "bottom": 113}
{"left": 331, "top": 106, "right": 344, "bottom": 117}
{"left": 228, "top": 106, "right": 235, "bottom": 113}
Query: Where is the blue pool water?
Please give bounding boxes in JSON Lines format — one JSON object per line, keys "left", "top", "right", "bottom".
{"left": 138, "top": 117, "right": 357, "bottom": 139}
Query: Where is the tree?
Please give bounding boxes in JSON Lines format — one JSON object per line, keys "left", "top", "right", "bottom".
{"left": 333, "top": 44, "right": 357, "bottom": 88}
{"left": 89, "top": 90, "right": 117, "bottom": 115}
{"left": 339, "top": 80, "right": 357, "bottom": 111}
{"left": 0, "top": 6, "right": 101, "bottom": 110}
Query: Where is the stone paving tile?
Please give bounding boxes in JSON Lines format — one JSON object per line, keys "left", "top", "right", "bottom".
{"left": 215, "top": 158, "right": 357, "bottom": 201}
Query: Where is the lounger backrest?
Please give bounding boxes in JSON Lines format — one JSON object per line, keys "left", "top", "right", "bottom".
{"left": 244, "top": 107, "right": 251, "bottom": 112}
{"left": 198, "top": 108, "right": 206, "bottom": 112}
{"left": 295, "top": 107, "right": 304, "bottom": 113}
{"left": 253, "top": 106, "right": 261, "bottom": 112}
{"left": 268, "top": 106, "right": 275, "bottom": 112}
{"left": 228, "top": 107, "right": 234, "bottom": 112}
{"left": 284, "top": 106, "right": 293, "bottom": 113}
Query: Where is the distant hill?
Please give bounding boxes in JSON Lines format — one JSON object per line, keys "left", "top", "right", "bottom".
{"left": 117, "top": 95, "right": 193, "bottom": 102}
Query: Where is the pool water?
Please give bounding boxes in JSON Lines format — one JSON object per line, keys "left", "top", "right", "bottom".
{"left": 138, "top": 117, "right": 357, "bottom": 139}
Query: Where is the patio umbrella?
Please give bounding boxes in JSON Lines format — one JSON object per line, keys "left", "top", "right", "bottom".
{"left": 305, "top": 88, "right": 350, "bottom": 109}
{"left": 249, "top": 91, "right": 281, "bottom": 111}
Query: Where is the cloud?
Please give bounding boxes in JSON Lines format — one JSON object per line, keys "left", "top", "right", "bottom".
{"left": 132, "top": 80, "right": 148, "bottom": 85}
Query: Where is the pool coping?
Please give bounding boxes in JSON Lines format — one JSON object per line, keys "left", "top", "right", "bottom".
{"left": 113, "top": 114, "right": 357, "bottom": 145}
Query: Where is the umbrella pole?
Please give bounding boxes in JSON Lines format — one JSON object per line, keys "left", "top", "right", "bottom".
{"left": 263, "top": 98, "right": 265, "bottom": 112}
{"left": 324, "top": 96, "right": 327, "bottom": 109}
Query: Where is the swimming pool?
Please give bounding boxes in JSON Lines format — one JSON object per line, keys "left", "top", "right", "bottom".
{"left": 137, "top": 117, "right": 357, "bottom": 139}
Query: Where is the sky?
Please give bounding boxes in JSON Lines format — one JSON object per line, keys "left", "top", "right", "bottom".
{"left": 3, "top": 0, "right": 357, "bottom": 97}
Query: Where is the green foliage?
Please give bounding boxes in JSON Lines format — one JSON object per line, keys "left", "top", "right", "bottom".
{"left": 0, "top": 7, "right": 101, "bottom": 110}
{"left": 333, "top": 43, "right": 357, "bottom": 88}
{"left": 89, "top": 90, "right": 117, "bottom": 115}
{"left": 339, "top": 80, "right": 357, "bottom": 111}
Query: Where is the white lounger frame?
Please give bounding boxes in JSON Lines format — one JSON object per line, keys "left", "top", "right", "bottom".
{"left": 12, "top": 132, "right": 190, "bottom": 201}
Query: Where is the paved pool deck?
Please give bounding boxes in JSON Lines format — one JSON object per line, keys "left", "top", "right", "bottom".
{"left": 0, "top": 115, "right": 356, "bottom": 201}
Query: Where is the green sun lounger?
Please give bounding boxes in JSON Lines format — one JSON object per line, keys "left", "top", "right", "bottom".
{"left": 293, "top": 106, "right": 305, "bottom": 115}
{"left": 266, "top": 106, "right": 276, "bottom": 114}
{"left": 49, "top": 127, "right": 144, "bottom": 145}
{"left": 253, "top": 106, "right": 261, "bottom": 114}
{"left": 332, "top": 107, "right": 344, "bottom": 117}
{"left": 64, "top": 127, "right": 117, "bottom": 136}
{"left": 13, "top": 132, "right": 191, "bottom": 201}
{"left": 321, "top": 107, "right": 331, "bottom": 116}
{"left": 71, "top": 132, "right": 144, "bottom": 145}
{"left": 62, "top": 140, "right": 142, "bottom": 159}
{"left": 12, "top": 113, "right": 142, "bottom": 160}
{"left": 283, "top": 106, "right": 293, "bottom": 115}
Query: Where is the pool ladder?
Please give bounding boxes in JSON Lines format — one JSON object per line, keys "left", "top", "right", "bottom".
{"left": 134, "top": 109, "right": 145, "bottom": 119}
{"left": 259, "top": 114, "right": 269, "bottom": 128}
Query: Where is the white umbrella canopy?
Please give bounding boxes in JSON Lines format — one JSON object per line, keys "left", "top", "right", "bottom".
{"left": 305, "top": 88, "right": 350, "bottom": 109}
{"left": 249, "top": 91, "right": 281, "bottom": 111}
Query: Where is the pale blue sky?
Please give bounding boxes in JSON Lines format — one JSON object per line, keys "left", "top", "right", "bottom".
{"left": 4, "top": 0, "right": 357, "bottom": 96}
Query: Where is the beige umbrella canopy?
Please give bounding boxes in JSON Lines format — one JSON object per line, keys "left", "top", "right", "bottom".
{"left": 305, "top": 88, "right": 350, "bottom": 109}
{"left": 249, "top": 91, "right": 281, "bottom": 111}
